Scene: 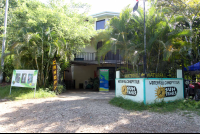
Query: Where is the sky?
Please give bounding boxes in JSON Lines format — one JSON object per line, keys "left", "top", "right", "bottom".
{"left": 40, "top": 0, "right": 145, "bottom": 15}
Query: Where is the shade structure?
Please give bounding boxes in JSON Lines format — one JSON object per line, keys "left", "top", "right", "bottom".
{"left": 184, "top": 62, "right": 200, "bottom": 71}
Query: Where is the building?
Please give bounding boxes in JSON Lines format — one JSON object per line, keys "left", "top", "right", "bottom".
{"left": 64, "top": 11, "right": 125, "bottom": 90}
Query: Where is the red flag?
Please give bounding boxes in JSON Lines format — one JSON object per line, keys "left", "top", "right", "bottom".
{"left": 133, "top": 0, "right": 139, "bottom": 12}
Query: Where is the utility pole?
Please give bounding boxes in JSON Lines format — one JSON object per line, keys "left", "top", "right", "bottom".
{"left": 143, "top": 0, "right": 147, "bottom": 78}
{"left": 0, "top": 0, "right": 9, "bottom": 83}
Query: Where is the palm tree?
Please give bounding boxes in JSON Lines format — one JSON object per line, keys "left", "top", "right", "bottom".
{"left": 91, "top": 6, "right": 135, "bottom": 71}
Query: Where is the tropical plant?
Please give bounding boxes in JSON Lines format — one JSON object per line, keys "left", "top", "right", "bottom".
{"left": 1, "top": 0, "right": 96, "bottom": 86}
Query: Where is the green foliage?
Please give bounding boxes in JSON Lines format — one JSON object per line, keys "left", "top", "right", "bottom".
{"left": 109, "top": 97, "right": 147, "bottom": 111}
{"left": 2, "top": 56, "right": 14, "bottom": 80}
{"left": 88, "top": 77, "right": 99, "bottom": 90}
{"left": 5, "top": 76, "right": 10, "bottom": 82}
{"left": 56, "top": 84, "right": 66, "bottom": 95}
{"left": 47, "top": 84, "right": 66, "bottom": 95}
{"left": 2, "top": 0, "right": 96, "bottom": 87}
{"left": 109, "top": 97, "right": 200, "bottom": 115}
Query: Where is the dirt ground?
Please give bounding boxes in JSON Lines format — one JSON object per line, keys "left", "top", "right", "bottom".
{"left": 0, "top": 82, "right": 10, "bottom": 87}
{"left": 1, "top": 91, "right": 200, "bottom": 133}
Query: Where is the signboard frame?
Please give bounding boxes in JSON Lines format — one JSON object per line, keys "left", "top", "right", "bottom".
{"left": 10, "top": 70, "right": 38, "bottom": 97}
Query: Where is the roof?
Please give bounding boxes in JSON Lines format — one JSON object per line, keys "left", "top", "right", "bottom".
{"left": 90, "top": 11, "right": 120, "bottom": 18}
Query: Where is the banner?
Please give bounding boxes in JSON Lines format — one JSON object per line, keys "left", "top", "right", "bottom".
{"left": 11, "top": 70, "right": 38, "bottom": 88}
{"left": 99, "top": 69, "right": 109, "bottom": 92}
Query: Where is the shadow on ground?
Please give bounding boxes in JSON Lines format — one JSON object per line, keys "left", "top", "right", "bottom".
{"left": 0, "top": 91, "right": 199, "bottom": 133}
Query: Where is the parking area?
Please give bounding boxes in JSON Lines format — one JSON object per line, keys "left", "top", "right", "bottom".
{"left": 0, "top": 90, "right": 200, "bottom": 133}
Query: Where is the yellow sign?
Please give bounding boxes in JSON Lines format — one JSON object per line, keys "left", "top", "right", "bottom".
{"left": 52, "top": 65, "right": 57, "bottom": 70}
{"left": 53, "top": 59, "right": 57, "bottom": 91}
{"left": 53, "top": 75, "right": 57, "bottom": 80}
{"left": 53, "top": 60, "right": 56, "bottom": 65}
{"left": 53, "top": 70, "right": 56, "bottom": 75}
{"left": 125, "top": 73, "right": 171, "bottom": 78}
{"left": 155, "top": 86, "right": 166, "bottom": 100}
{"left": 54, "top": 80, "right": 57, "bottom": 85}
{"left": 121, "top": 85, "right": 127, "bottom": 95}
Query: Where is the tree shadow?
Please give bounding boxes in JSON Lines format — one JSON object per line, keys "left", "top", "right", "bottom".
{"left": 0, "top": 92, "right": 199, "bottom": 133}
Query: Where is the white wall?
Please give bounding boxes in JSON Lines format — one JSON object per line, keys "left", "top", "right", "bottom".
{"left": 72, "top": 64, "right": 118, "bottom": 89}
{"left": 73, "top": 65, "right": 98, "bottom": 89}
{"left": 115, "top": 79, "right": 144, "bottom": 103}
{"left": 82, "top": 45, "right": 96, "bottom": 53}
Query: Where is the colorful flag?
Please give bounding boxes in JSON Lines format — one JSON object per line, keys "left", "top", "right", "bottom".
{"left": 133, "top": 0, "right": 139, "bottom": 12}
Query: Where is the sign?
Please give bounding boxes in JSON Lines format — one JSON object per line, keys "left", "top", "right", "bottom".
{"left": 11, "top": 70, "right": 38, "bottom": 88}
{"left": 10, "top": 70, "right": 38, "bottom": 97}
{"left": 52, "top": 59, "right": 57, "bottom": 91}
{"left": 99, "top": 69, "right": 109, "bottom": 92}
{"left": 145, "top": 79, "right": 184, "bottom": 104}
{"left": 116, "top": 79, "right": 144, "bottom": 102}
{"left": 124, "top": 73, "right": 172, "bottom": 78}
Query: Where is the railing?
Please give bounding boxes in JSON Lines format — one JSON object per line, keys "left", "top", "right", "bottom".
{"left": 74, "top": 51, "right": 123, "bottom": 61}
{"left": 75, "top": 52, "right": 97, "bottom": 61}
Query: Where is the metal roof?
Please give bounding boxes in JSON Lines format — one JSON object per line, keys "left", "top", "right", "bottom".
{"left": 90, "top": 11, "right": 120, "bottom": 18}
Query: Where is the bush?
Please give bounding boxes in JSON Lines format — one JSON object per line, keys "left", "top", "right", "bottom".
{"left": 57, "top": 84, "right": 66, "bottom": 95}
{"left": 2, "top": 56, "right": 14, "bottom": 81}
{"left": 47, "top": 84, "right": 66, "bottom": 95}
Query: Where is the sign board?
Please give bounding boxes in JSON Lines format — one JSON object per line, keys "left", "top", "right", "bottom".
{"left": 99, "top": 69, "right": 109, "bottom": 92}
{"left": 11, "top": 70, "right": 38, "bottom": 88}
{"left": 145, "top": 79, "right": 184, "bottom": 104}
{"left": 10, "top": 70, "right": 38, "bottom": 97}
{"left": 52, "top": 59, "right": 57, "bottom": 91}
{"left": 116, "top": 79, "right": 144, "bottom": 103}
{"left": 124, "top": 73, "right": 172, "bottom": 78}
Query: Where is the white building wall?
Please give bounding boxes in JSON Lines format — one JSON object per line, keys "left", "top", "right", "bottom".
{"left": 73, "top": 65, "right": 98, "bottom": 89}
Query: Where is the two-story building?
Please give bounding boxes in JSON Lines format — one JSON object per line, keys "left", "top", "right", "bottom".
{"left": 64, "top": 11, "right": 125, "bottom": 90}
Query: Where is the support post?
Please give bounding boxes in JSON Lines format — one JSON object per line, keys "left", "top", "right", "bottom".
{"left": 143, "top": 0, "right": 147, "bottom": 78}
{"left": 0, "top": 0, "right": 9, "bottom": 83}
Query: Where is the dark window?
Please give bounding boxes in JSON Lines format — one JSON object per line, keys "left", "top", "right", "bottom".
{"left": 96, "top": 19, "right": 105, "bottom": 30}
{"left": 97, "top": 41, "right": 103, "bottom": 49}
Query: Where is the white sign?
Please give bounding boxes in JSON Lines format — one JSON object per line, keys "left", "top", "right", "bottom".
{"left": 116, "top": 79, "right": 144, "bottom": 103}
{"left": 145, "top": 79, "right": 184, "bottom": 104}
{"left": 10, "top": 70, "right": 38, "bottom": 97}
{"left": 11, "top": 70, "right": 38, "bottom": 88}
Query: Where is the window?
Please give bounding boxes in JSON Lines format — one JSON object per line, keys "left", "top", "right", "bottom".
{"left": 96, "top": 19, "right": 105, "bottom": 30}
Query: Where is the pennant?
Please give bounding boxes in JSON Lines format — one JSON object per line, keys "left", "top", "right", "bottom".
{"left": 133, "top": 0, "right": 139, "bottom": 12}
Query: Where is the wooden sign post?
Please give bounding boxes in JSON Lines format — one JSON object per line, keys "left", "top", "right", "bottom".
{"left": 52, "top": 59, "right": 57, "bottom": 92}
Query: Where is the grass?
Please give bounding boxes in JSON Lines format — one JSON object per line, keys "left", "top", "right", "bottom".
{"left": 0, "top": 85, "right": 56, "bottom": 101}
{"left": 109, "top": 97, "right": 200, "bottom": 115}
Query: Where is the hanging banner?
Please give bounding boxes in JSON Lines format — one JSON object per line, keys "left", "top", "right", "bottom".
{"left": 99, "top": 69, "right": 109, "bottom": 92}
{"left": 11, "top": 70, "right": 38, "bottom": 88}
{"left": 52, "top": 59, "right": 57, "bottom": 91}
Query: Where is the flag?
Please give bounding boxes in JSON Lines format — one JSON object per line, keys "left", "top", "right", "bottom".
{"left": 133, "top": 0, "right": 139, "bottom": 12}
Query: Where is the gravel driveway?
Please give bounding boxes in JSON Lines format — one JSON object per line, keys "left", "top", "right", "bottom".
{"left": 1, "top": 90, "right": 200, "bottom": 133}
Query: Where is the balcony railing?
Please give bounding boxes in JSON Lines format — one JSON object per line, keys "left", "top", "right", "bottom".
{"left": 75, "top": 52, "right": 97, "bottom": 61}
{"left": 74, "top": 51, "right": 123, "bottom": 61}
